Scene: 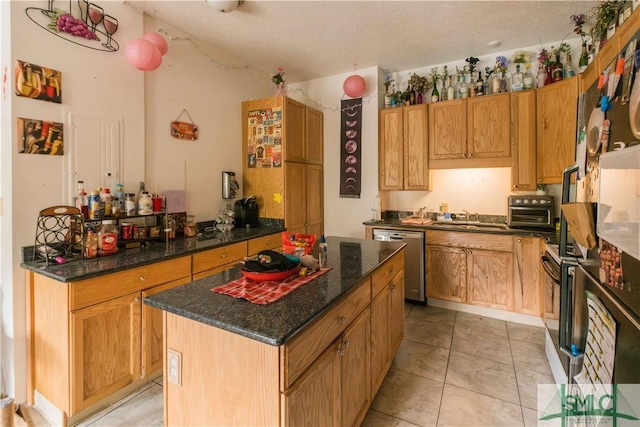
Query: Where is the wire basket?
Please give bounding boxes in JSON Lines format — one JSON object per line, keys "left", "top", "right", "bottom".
{"left": 33, "top": 206, "right": 85, "bottom": 264}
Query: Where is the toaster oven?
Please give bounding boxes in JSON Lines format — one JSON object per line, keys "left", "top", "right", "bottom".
{"left": 507, "top": 195, "right": 555, "bottom": 230}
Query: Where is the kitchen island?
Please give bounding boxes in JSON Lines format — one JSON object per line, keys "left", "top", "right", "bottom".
{"left": 144, "top": 236, "right": 405, "bottom": 426}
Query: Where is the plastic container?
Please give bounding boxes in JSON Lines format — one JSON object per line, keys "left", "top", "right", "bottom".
{"left": 85, "top": 230, "right": 98, "bottom": 258}
{"left": 138, "top": 191, "right": 152, "bottom": 215}
{"left": 98, "top": 220, "right": 119, "bottom": 256}
{"left": 102, "top": 188, "right": 112, "bottom": 216}
{"left": 125, "top": 193, "right": 136, "bottom": 216}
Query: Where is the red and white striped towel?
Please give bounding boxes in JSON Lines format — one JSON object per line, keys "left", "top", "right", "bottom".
{"left": 212, "top": 268, "right": 332, "bottom": 304}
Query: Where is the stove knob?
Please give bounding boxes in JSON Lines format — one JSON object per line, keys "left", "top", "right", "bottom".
{"left": 531, "top": 199, "right": 538, "bottom": 204}
{"left": 523, "top": 199, "right": 529, "bottom": 204}
{"left": 515, "top": 198, "right": 522, "bottom": 204}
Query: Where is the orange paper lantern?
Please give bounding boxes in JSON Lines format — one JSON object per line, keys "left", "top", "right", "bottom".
{"left": 343, "top": 75, "right": 366, "bottom": 98}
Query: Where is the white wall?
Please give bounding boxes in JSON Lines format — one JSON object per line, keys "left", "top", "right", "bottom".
{"left": 143, "top": 17, "right": 271, "bottom": 221}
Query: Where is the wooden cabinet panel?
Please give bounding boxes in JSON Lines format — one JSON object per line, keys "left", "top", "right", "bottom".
{"left": 284, "top": 97, "right": 306, "bottom": 162}
{"left": 141, "top": 277, "right": 191, "bottom": 377}
{"left": 426, "top": 244, "right": 466, "bottom": 303}
{"left": 467, "top": 248, "right": 514, "bottom": 311}
{"left": 468, "top": 93, "right": 511, "bottom": 159}
{"left": 511, "top": 90, "right": 537, "bottom": 190}
{"left": 340, "top": 308, "right": 370, "bottom": 427}
{"left": 70, "top": 256, "right": 191, "bottom": 310}
{"left": 284, "top": 162, "right": 307, "bottom": 235}
{"left": 369, "top": 290, "right": 389, "bottom": 396}
{"left": 305, "top": 164, "right": 324, "bottom": 237}
{"left": 537, "top": 77, "right": 578, "bottom": 184}
{"left": 306, "top": 106, "right": 324, "bottom": 165}
{"left": 248, "top": 233, "right": 282, "bottom": 257}
{"left": 70, "top": 292, "right": 141, "bottom": 414}
{"left": 282, "top": 340, "right": 341, "bottom": 427}
{"left": 282, "top": 280, "right": 370, "bottom": 390}
{"left": 371, "top": 251, "right": 404, "bottom": 297}
{"left": 513, "top": 237, "right": 542, "bottom": 316}
{"left": 429, "top": 99, "right": 467, "bottom": 160}
{"left": 426, "top": 229, "right": 513, "bottom": 252}
{"left": 403, "top": 104, "right": 429, "bottom": 190}
{"left": 192, "top": 242, "right": 247, "bottom": 275}
{"left": 379, "top": 107, "right": 404, "bottom": 190}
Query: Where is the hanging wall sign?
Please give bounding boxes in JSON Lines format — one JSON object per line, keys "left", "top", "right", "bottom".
{"left": 171, "top": 109, "right": 199, "bottom": 141}
{"left": 15, "top": 60, "right": 62, "bottom": 104}
{"left": 246, "top": 107, "right": 283, "bottom": 168}
{"left": 339, "top": 98, "right": 362, "bottom": 198}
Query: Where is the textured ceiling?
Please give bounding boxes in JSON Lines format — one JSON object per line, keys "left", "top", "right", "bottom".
{"left": 127, "top": 0, "right": 600, "bottom": 83}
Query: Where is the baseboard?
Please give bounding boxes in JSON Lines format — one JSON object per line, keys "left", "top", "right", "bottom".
{"left": 34, "top": 390, "right": 65, "bottom": 427}
{"left": 427, "top": 298, "right": 545, "bottom": 327}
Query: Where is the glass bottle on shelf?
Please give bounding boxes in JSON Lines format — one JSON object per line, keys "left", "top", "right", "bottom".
{"left": 491, "top": 72, "right": 501, "bottom": 94}
{"left": 523, "top": 66, "right": 534, "bottom": 90}
{"left": 511, "top": 64, "right": 524, "bottom": 91}
{"left": 579, "top": 43, "right": 589, "bottom": 74}
{"left": 469, "top": 71, "right": 476, "bottom": 97}
{"left": 384, "top": 88, "right": 391, "bottom": 108}
{"left": 459, "top": 74, "right": 468, "bottom": 99}
{"left": 431, "top": 82, "right": 439, "bottom": 103}
{"left": 447, "top": 76, "right": 455, "bottom": 101}
{"left": 552, "top": 53, "right": 564, "bottom": 82}
{"left": 454, "top": 75, "right": 461, "bottom": 99}
{"left": 409, "top": 84, "right": 416, "bottom": 105}
{"left": 564, "top": 54, "right": 575, "bottom": 78}
{"left": 537, "top": 64, "right": 547, "bottom": 88}
{"left": 441, "top": 79, "right": 448, "bottom": 101}
{"left": 499, "top": 72, "right": 508, "bottom": 93}
{"left": 475, "top": 71, "right": 484, "bottom": 96}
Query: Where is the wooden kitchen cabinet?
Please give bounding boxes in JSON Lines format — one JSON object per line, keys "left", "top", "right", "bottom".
{"left": 379, "top": 104, "right": 429, "bottom": 191}
{"left": 536, "top": 76, "right": 578, "bottom": 184}
{"left": 426, "top": 230, "right": 514, "bottom": 311}
{"left": 540, "top": 240, "right": 560, "bottom": 320}
{"left": 511, "top": 90, "right": 537, "bottom": 190}
{"left": 370, "top": 251, "right": 404, "bottom": 396}
{"left": 29, "top": 256, "right": 191, "bottom": 422}
{"left": 429, "top": 94, "right": 510, "bottom": 169}
{"left": 192, "top": 241, "right": 247, "bottom": 280}
{"left": 284, "top": 162, "right": 324, "bottom": 236}
{"left": 70, "top": 292, "right": 141, "bottom": 414}
{"left": 248, "top": 233, "right": 283, "bottom": 256}
{"left": 242, "top": 96, "right": 323, "bottom": 235}
{"left": 513, "top": 236, "right": 542, "bottom": 316}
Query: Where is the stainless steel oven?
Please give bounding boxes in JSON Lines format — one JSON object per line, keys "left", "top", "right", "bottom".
{"left": 507, "top": 195, "right": 555, "bottom": 230}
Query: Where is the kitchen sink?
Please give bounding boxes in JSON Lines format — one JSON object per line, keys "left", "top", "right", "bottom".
{"left": 430, "top": 222, "right": 509, "bottom": 231}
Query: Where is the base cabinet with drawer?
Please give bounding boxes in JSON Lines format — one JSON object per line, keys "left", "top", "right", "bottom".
{"left": 28, "top": 256, "right": 191, "bottom": 422}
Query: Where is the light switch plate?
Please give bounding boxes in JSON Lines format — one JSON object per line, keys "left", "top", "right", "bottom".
{"left": 168, "top": 349, "right": 182, "bottom": 385}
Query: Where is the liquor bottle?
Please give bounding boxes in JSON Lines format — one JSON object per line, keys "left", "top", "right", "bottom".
{"left": 552, "top": 54, "right": 564, "bottom": 82}
{"left": 579, "top": 43, "right": 589, "bottom": 74}
{"left": 447, "top": 76, "right": 454, "bottom": 101}
{"left": 469, "top": 72, "right": 476, "bottom": 97}
{"left": 431, "top": 83, "right": 439, "bottom": 103}
{"left": 564, "top": 54, "right": 575, "bottom": 78}
{"left": 511, "top": 64, "right": 524, "bottom": 91}
{"left": 475, "top": 71, "right": 484, "bottom": 96}
{"left": 384, "top": 89, "right": 391, "bottom": 108}
{"left": 459, "top": 75, "right": 468, "bottom": 99}
{"left": 454, "top": 75, "right": 461, "bottom": 99}
{"left": 523, "top": 68, "right": 534, "bottom": 90}
{"left": 409, "top": 84, "right": 416, "bottom": 105}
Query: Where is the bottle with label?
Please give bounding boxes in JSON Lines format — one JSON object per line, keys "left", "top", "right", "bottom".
{"left": 102, "top": 188, "right": 112, "bottom": 216}
{"left": 85, "top": 230, "right": 98, "bottom": 258}
{"left": 523, "top": 68, "right": 534, "bottom": 90}
{"left": 552, "top": 54, "right": 564, "bottom": 82}
{"left": 76, "top": 181, "right": 89, "bottom": 219}
{"left": 89, "top": 190, "right": 102, "bottom": 220}
{"left": 475, "top": 71, "right": 484, "bottom": 96}
{"left": 431, "top": 82, "right": 439, "bottom": 103}
{"left": 136, "top": 181, "right": 146, "bottom": 207}
{"left": 511, "top": 64, "right": 524, "bottom": 91}
{"left": 564, "top": 54, "right": 575, "bottom": 78}
{"left": 115, "top": 183, "right": 125, "bottom": 213}
{"left": 459, "top": 75, "right": 468, "bottom": 99}
{"left": 138, "top": 191, "right": 153, "bottom": 215}
{"left": 125, "top": 193, "right": 136, "bottom": 216}
{"left": 447, "top": 76, "right": 454, "bottom": 101}
{"left": 98, "top": 220, "right": 119, "bottom": 256}
{"left": 318, "top": 235, "right": 328, "bottom": 268}
{"left": 579, "top": 43, "right": 589, "bottom": 74}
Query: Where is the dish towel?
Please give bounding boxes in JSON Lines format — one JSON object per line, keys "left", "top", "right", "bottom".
{"left": 212, "top": 268, "right": 332, "bottom": 304}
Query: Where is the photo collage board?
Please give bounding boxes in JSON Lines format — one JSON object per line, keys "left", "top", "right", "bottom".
{"left": 246, "top": 107, "right": 282, "bottom": 168}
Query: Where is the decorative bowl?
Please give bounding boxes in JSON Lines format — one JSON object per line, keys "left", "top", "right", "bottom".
{"left": 240, "top": 266, "right": 301, "bottom": 282}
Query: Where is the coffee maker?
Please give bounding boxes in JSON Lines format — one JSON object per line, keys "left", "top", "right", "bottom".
{"left": 234, "top": 196, "right": 260, "bottom": 228}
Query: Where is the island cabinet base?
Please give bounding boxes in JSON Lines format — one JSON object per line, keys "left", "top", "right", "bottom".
{"left": 163, "top": 313, "right": 281, "bottom": 426}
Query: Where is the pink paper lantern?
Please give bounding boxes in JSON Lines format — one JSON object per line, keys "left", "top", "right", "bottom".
{"left": 125, "top": 38, "right": 162, "bottom": 71}
{"left": 143, "top": 32, "right": 169, "bottom": 56}
{"left": 343, "top": 75, "right": 366, "bottom": 98}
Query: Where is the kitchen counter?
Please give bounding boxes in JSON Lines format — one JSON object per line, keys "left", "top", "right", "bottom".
{"left": 21, "top": 224, "right": 285, "bottom": 282}
{"left": 363, "top": 219, "right": 559, "bottom": 243}
{"left": 144, "top": 236, "right": 405, "bottom": 346}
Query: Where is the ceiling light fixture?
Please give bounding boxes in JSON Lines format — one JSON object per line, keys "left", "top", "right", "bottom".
{"left": 206, "top": 0, "right": 244, "bottom": 13}
{"left": 487, "top": 40, "right": 502, "bottom": 48}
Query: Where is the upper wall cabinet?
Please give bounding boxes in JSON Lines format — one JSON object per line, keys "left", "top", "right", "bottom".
{"left": 283, "top": 97, "right": 323, "bottom": 165}
{"left": 379, "top": 104, "right": 429, "bottom": 191}
{"left": 511, "top": 90, "right": 537, "bottom": 191}
{"left": 429, "top": 93, "right": 511, "bottom": 169}
{"left": 536, "top": 77, "right": 578, "bottom": 184}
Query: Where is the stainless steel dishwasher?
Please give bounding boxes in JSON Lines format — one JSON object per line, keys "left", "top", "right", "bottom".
{"left": 373, "top": 229, "right": 425, "bottom": 303}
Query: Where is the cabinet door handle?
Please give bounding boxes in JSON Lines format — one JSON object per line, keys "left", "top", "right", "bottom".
{"left": 343, "top": 339, "right": 350, "bottom": 349}
{"left": 139, "top": 276, "right": 147, "bottom": 281}
{"left": 468, "top": 153, "right": 473, "bottom": 157}
{"left": 390, "top": 284, "right": 396, "bottom": 292}
{"left": 338, "top": 346, "right": 345, "bottom": 357}
{"left": 135, "top": 296, "right": 141, "bottom": 302}
{"left": 267, "top": 240, "right": 272, "bottom": 246}
{"left": 339, "top": 315, "right": 347, "bottom": 324}
{"left": 468, "top": 250, "right": 473, "bottom": 255}
{"left": 517, "top": 238, "right": 522, "bottom": 243}
{"left": 460, "top": 250, "right": 465, "bottom": 254}
{"left": 221, "top": 253, "right": 228, "bottom": 259}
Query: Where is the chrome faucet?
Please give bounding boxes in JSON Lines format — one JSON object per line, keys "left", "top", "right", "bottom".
{"left": 459, "top": 210, "right": 470, "bottom": 221}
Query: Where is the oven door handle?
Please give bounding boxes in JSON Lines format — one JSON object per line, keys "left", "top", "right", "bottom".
{"left": 540, "top": 254, "right": 561, "bottom": 284}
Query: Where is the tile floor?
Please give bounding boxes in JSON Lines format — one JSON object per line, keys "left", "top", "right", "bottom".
{"left": 32, "top": 305, "right": 554, "bottom": 427}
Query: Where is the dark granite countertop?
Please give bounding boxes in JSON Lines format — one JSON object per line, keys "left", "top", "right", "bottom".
{"left": 144, "top": 236, "right": 405, "bottom": 346}
{"left": 21, "top": 224, "right": 285, "bottom": 282}
{"left": 363, "top": 219, "right": 559, "bottom": 244}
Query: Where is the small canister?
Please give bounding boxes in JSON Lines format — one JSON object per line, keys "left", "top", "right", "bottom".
{"left": 120, "top": 222, "right": 133, "bottom": 240}
{"left": 138, "top": 226, "right": 148, "bottom": 239}
{"left": 125, "top": 193, "right": 136, "bottom": 216}
{"left": 149, "top": 226, "right": 160, "bottom": 238}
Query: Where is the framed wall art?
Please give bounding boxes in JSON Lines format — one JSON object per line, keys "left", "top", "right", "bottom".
{"left": 15, "top": 60, "right": 62, "bottom": 104}
{"left": 17, "top": 117, "right": 64, "bottom": 155}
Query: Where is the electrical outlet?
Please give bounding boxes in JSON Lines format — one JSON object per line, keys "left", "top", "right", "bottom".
{"left": 168, "top": 349, "right": 182, "bottom": 385}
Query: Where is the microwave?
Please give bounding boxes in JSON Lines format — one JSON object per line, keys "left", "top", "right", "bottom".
{"left": 597, "top": 145, "right": 640, "bottom": 261}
